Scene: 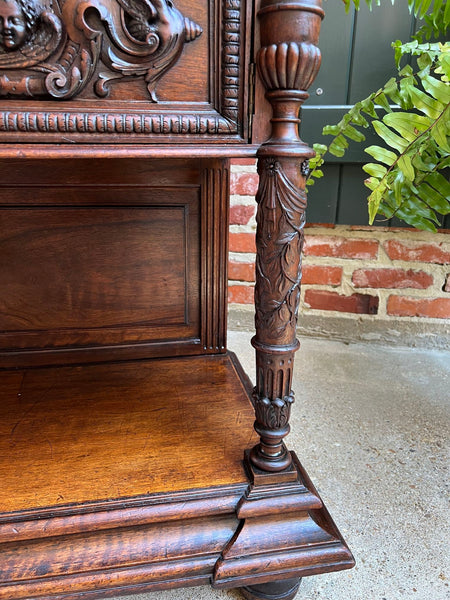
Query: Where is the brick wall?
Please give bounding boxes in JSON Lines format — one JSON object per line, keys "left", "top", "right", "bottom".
{"left": 229, "top": 160, "right": 450, "bottom": 324}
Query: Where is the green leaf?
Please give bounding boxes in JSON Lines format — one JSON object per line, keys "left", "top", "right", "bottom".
{"left": 364, "top": 176, "right": 379, "bottom": 192}
{"left": 393, "top": 170, "right": 405, "bottom": 206}
{"left": 421, "top": 75, "right": 450, "bottom": 105}
{"left": 384, "top": 77, "right": 401, "bottom": 104}
{"left": 394, "top": 207, "right": 438, "bottom": 231}
{"left": 430, "top": 111, "right": 450, "bottom": 152}
{"left": 408, "top": 86, "right": 444, "bottom": 119}
{"left": 398, "top": 155, "right": 415, "bottom": 181}
{"left": 349, "top": 104, "right": 370, "bottom": 127}
{"left": 342, "top": 123, "right": 366, "bottom": 142}
{"left": 362, "top": 163, "right": 388, "bottom": 178}
{"left": 322, "top": 125, "right": 341, "bottom": 136}
{"left": 418, "top": 181, "right": 450, "bottom": 214}
{"left": 375, "top": 92, "right": 392, "bottom": 112}
{"left": 365, "top": 145, "right": 398, "bottom": 165}
{"left": 313, "top": 143, "right": 328, "bottom": 154}
{"left": 360, "top": 98, "right": 378, "bottom": 118}
{"left": 431, "top": 0, "right": 444, "bottom": 26}
{"left": 445, "top": 0, "right": 450, "bottom": 28}
{"left": 329, "top": 134, "right": 348, "bottom": 157}
{"left": 383, "top": 112, "right": 430, "bottom": 142}
{"left": 403, "top": 197, "right": 440, "bottom": 224}
{"left": 399, "top": 64, "right": 414, "bottom": 77}
{"left": 372, "top": 120, "right": 409, "bottom": 152}
{"left": 427, "top": 170, "right": 450, "bottom": 199}
{"left": 368, "top": 188, "right": 383, "bottom": 224}
{"left": 419, "top": 0, "right": 433, "bottom": 19}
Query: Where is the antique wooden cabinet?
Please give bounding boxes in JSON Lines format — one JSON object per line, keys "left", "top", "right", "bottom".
{"left": 0, "top": 0, "right": 354, "bottom": 598}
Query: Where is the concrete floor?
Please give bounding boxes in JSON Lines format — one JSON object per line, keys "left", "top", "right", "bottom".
{"left": 117, "top": 331, "right": 450, "bottom": 600}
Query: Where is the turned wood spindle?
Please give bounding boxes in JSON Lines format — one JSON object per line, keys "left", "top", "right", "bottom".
{"left": 250, "top": 0, "right": 324, "bottom": 472}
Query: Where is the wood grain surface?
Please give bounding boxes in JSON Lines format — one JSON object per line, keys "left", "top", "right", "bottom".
{"left": 0, "top": 353, "right": 257, "bottom": 514}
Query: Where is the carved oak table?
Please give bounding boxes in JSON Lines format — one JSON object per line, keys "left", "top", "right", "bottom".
{"left": 0, "top": 0, "right": 354, "bottom": 598}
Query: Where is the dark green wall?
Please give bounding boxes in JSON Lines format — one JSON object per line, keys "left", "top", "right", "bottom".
{"left": 300, "top": 1, "right": 449, "bottom": 229}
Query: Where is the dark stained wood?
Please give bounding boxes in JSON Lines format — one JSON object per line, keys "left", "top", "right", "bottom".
{"left": 213, "top": 453, "right": 354, "bottom": 590}
{"left": 249, "top": 0, "right": 325, "bottom": 473}
{"left": 0, "top": 453, "right": 352, "bottom": 600}
{"left": 0, "top": 0, "right": 355, "bottom": 598}
{"left": 241, "top": 579, "right": 302, "bottom": 600}
{"left": 0, "top": 157, "right": 230, "bottom": 367}
{"left": 0, "top": 144, "right": 260, "bottom": 159}
{"left": 0, "top": 0, "right": 252, "bottom": 144}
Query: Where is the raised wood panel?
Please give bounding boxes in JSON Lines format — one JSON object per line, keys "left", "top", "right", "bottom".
{"left": 0, "top": 202, "right": 196, "bottom": 344}
{"left": 0, "top": 158, "right": 229, "bottom": 366}
{"left": 0, "top": 0, "right": 252, "bottom": 143}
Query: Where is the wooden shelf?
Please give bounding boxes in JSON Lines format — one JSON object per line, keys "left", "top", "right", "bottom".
{"left": 0, "top": 352, "right": 354, "bottom": 600}
{"left": 0, "top": 353, "right": 257, "bottom": 515}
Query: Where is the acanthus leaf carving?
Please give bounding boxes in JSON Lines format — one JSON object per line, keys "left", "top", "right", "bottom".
{"left": 253, "top": 391, "right": 295, "bottom": 430}
{"left": 254, "top": 158, "right": 307, "bottom": 341}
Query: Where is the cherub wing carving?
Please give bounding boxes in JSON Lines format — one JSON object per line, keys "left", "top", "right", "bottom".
{"left": 0, "top": 10, "right": 63, "bottom": 68}
{"left": 0, "top": 0, "right": 202, "bottom": 100}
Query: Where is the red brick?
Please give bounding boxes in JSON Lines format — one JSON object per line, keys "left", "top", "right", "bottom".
{"left": 230, "top": 204, "right": 255, "bottom": 225}
{"left": 229, "top": 232, "right": 256, "bottom": 253}
{"left": 228, "top": 285, "right": 254, "bottom": 304}
{"left": 387, "top": 296, "right": 450, "bottom": 319}
{"left": 444, "top": 274, "right": 450, "bottom": 293}
{"left": 352, "top": 268, "right": 433, "bottom": 289}
{"left": 305, "top": 223, "right": 336, "bottom": 229}
{"left": 304, "top": 290, "right": 379, "bottom": 314}
{"left": 228, "top": 261, "right": 255, "bottom": 282}
{"left": 303, "top": 236, "right": 379, "bottom": 260}
{"left": 231, "top": 158, "right": 256, "bottom": 166}
{"left": 230, "top": 172, "right": 259, "bottom": 196}
{"left": 384, "top": 240, "right": 450, "bottom": 265}
{"left": 302, "top": 265, "right": 342, "bottom": 286}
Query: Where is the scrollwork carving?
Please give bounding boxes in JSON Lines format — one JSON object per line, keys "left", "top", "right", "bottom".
{"left": 73, "top": 0, "right": 202, "bottom": 100}
{"left": 0, "top": 0, "right": 65, "bottom": 95}
{"left": 0, "top": 0, "right": 245, "bottom": 138}
{"left": 0, "top": 0, "right": 202, "bottom": 99}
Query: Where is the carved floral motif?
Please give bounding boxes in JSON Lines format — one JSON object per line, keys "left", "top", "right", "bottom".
{"left": 254, "top": 158, "right": 307, "bottom": 341}
{"left": 253, "top": 391, "right": 294, "bottom": 430}
{"left": 250, "top": 0, "right": 324, "bottom": 472}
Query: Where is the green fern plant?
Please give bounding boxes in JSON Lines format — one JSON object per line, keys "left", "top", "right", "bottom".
{"left": 307, "top": 0, "right": 450, "bottom": 231}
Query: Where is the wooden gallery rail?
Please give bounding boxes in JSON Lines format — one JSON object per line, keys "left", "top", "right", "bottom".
{"left": 0, "top": 0, "right": 354, "bottom": 599}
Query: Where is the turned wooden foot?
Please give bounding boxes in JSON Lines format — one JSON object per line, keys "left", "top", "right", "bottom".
{"left": 240, "top": 578, "right": 302, "bottom": 600}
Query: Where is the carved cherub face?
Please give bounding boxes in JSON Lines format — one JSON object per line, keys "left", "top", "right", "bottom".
{"left": 0, "top": 0, "right": 27, "bottom": 50}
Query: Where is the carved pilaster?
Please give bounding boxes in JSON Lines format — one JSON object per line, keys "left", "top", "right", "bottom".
{"left": 250, "top": 0, "right": 324, "bottom": 472}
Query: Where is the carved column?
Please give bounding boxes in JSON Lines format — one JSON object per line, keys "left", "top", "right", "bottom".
{"left": 250, "top": 0, "right": 324, "bottom": 472}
